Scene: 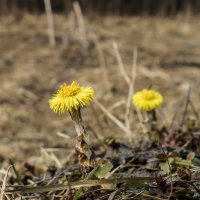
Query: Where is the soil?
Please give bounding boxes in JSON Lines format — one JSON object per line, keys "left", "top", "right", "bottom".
{"left": 0, "top": 14, "right": 200, "bottom": 164}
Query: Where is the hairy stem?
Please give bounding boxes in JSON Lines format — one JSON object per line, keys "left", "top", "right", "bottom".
{"left": 70, "top": 108, "right": 95, "bottom": 170}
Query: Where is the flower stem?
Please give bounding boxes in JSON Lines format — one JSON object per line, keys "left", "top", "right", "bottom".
{"left": 70, "top": 108, "right": 95, "bottom": 171}
{"left": 151, "top": 109, "right": 157, "bottom": 126}
{"left": 148, "top": 109, "right": 157, "bottom": 130}
{"left": 147, "top": 109, "right": 158, "bottom": 140}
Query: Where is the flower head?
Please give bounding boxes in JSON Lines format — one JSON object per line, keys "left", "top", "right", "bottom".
{"left": 132, "top": 89, "right": 163, "bottom": 111}
{"left": 49, "top": 81, "right": 94, "bottom": 114}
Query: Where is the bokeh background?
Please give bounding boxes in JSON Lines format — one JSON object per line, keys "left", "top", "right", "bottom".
{"left": 0, "top": 0, "right": 200, "bottom": 163}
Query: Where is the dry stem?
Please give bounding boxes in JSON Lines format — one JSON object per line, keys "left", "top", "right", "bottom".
{"left": 93, "top": 34, "right": 111, "bottom": 92}
{"left": 94, "top": 100, "right": 130, "bottom": 134}
{"left": 44, "top": 0, "right": 56, "bottom": 47}
{"left": 125, "top": 47, "right": 138, "bottom": 138}
{"left": 0, "top": 165, "right": 12, "bottom": 200}
{"left": 180, "top": 84, "right": 191, "bottom": 127}
{"left": 112, "top": 41, "right": 130, "bottom": 85}
{"left": 73, "top": 1, "right": 88, "bottom": 48}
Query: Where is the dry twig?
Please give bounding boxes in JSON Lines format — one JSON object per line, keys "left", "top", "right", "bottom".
{"left": 0, "top": 165, "right": 12, "bottom": 200}
{"left": 125, "top": 47, "right": 137, "bottom": 138}
{"left": 180, "top": 84, "right": 191, "bottom": 127}
{"left": 44, "top": 0, "right": 56, "bottom": 47}
{"left": 112, "top": 41, "right": 130, "bottom": 85}
{"left": 93, "top": 34, "right": 111, "bottom": 92}
{"left": 94, "top": 100, "right": 130, "bottom": 134}
{"left": 73, "top": 1, "right": 88, "bottom": 48}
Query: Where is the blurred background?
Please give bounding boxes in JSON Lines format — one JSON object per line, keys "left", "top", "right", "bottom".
{"left": 1, "top": 0, "right": 200, "bottom": 15}
{"left": 0, "top": 0, "right": 200, "bottom": 163}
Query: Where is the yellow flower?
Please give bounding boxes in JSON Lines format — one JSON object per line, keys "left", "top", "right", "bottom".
{"left": 132, "top": 89, "right": 163, "bottom": 111}
{"left": 49, "top": 81, "right": 94, "bottom": 114}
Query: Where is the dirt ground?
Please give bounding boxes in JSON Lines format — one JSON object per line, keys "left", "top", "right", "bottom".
{"left": 0, "top": 14, "right": 200, "bottom": 164}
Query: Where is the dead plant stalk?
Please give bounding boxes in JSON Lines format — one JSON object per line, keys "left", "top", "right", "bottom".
{"left": 93, "top": 34, "right": 111, "bottom": 92}
{"left": 94, "top": 100, "right": 130, "bottom": 134}
{"left": 73, "top": 1, "right": 88, "bottom": 48}
{"left": 44, "top": 0, "right": 56, "bottom": 47}
{"left": 112, "top": 41, "right": 130, "bottom": 85}
{"left": 125, "top": 47, "right": 137, "bottom": 138}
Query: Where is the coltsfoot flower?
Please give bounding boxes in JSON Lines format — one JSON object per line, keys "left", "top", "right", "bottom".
{"left": 132, "top": 89, "right": 163, "bottom": 111}
{"left": 49, "top": 81, "right": 94, "bottom": 114}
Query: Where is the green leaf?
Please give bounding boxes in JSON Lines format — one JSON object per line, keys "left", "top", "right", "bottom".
{"left": 73, "top": 188, "right": 84, "bottom": 200}
{"left": 173, "top": 158, "right": 191, "bottom": 167}
{"left": 94, "top": 159, "right": 113, "bottom": 179}
{"left": 160, "top": 157, "right": 174, "bottom": 173}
